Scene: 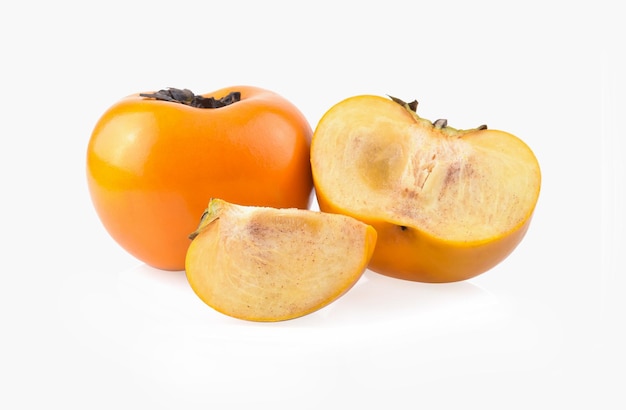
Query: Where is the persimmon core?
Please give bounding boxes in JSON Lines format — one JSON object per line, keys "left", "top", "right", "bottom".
{"left": 140, "top": 88, "right": 241, "bottom": 108}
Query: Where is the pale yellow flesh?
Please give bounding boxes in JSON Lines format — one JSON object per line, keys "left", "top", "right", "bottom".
{"left": 185, "top": 203, "right": 376, "bottom": 321}
{"left": 312, "top": 100, "right": 541, "bottom": 242}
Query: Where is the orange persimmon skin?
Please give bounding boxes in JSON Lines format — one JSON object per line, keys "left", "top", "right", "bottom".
{"left": 86, "top": 85, "right": 313, "bottom": 271}
{"left": 315, "top": 190, "right": 534, "bottom": 283}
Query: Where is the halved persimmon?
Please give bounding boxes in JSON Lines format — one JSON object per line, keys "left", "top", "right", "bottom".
{"left": 310, "top": 95, "right": 541, "bottom": 283}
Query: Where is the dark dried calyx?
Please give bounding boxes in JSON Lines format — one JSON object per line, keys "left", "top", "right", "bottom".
{"left": 140, "top": 88, "right": 241, "bottom": 108}
{"left": 388, "top": 95, "right": 488, "bottom": 132}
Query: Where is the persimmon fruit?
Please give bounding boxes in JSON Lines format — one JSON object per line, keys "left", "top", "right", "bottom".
{"left": 310, "top": 95, "right": 541, "bottom": 283}
{"left": 86, "top": 86, "right": 313, "bottom": 271}
{"left": 185, "top": 199, "right": 377, "bottom": 322}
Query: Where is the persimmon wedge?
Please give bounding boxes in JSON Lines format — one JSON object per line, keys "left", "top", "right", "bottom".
{"left": 185, "top": 199, "right": 377, "bottom": 322}
{"left": 311, "top": 95, "right": 541, "bottom": 283}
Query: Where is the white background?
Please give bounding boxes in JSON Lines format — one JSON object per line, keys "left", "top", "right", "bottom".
{"left": 2, "top": 1, "right": 624, "bottom": 408}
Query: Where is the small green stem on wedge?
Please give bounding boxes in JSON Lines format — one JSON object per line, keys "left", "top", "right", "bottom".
{"left": 188, "top": 198, "right": 225, "bottom": 240}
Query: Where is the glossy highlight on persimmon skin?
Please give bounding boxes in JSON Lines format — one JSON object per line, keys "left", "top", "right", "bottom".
{"left": 87, "top": 85, "right": 314, "bottom": 271}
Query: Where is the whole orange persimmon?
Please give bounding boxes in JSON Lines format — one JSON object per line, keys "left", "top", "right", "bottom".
{"left": 87, "top": 86, "right": 313, "bottom": 271}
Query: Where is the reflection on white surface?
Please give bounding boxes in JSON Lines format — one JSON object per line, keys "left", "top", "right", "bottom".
{"left": 114, "top": 264, "right": 500, "bottom": 333}
{"left": 54, "top": 263, "right": 571, "bottom": 407}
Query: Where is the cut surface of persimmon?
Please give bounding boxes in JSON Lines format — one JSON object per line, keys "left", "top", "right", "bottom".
{"left": 311, "top": 95, "right": 541, "bottom": 283}
{"left": 185, "top": 199, "right": 377, "bottom": 322}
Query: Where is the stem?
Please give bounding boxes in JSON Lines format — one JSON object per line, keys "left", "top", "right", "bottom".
{"left": 140, "top": 88, "right": 241, "bottom": 108}
{"left": 188, "top": 199, "right": 225, "bottom": 240}
{"left": 433, "top": 118, "right": 448, "bottom": 129}
{"left": 388, "top": 95, "right": 418, "bottom": 112}
{"left": 388, "top": 95, "right": 488, "bottom": 133}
